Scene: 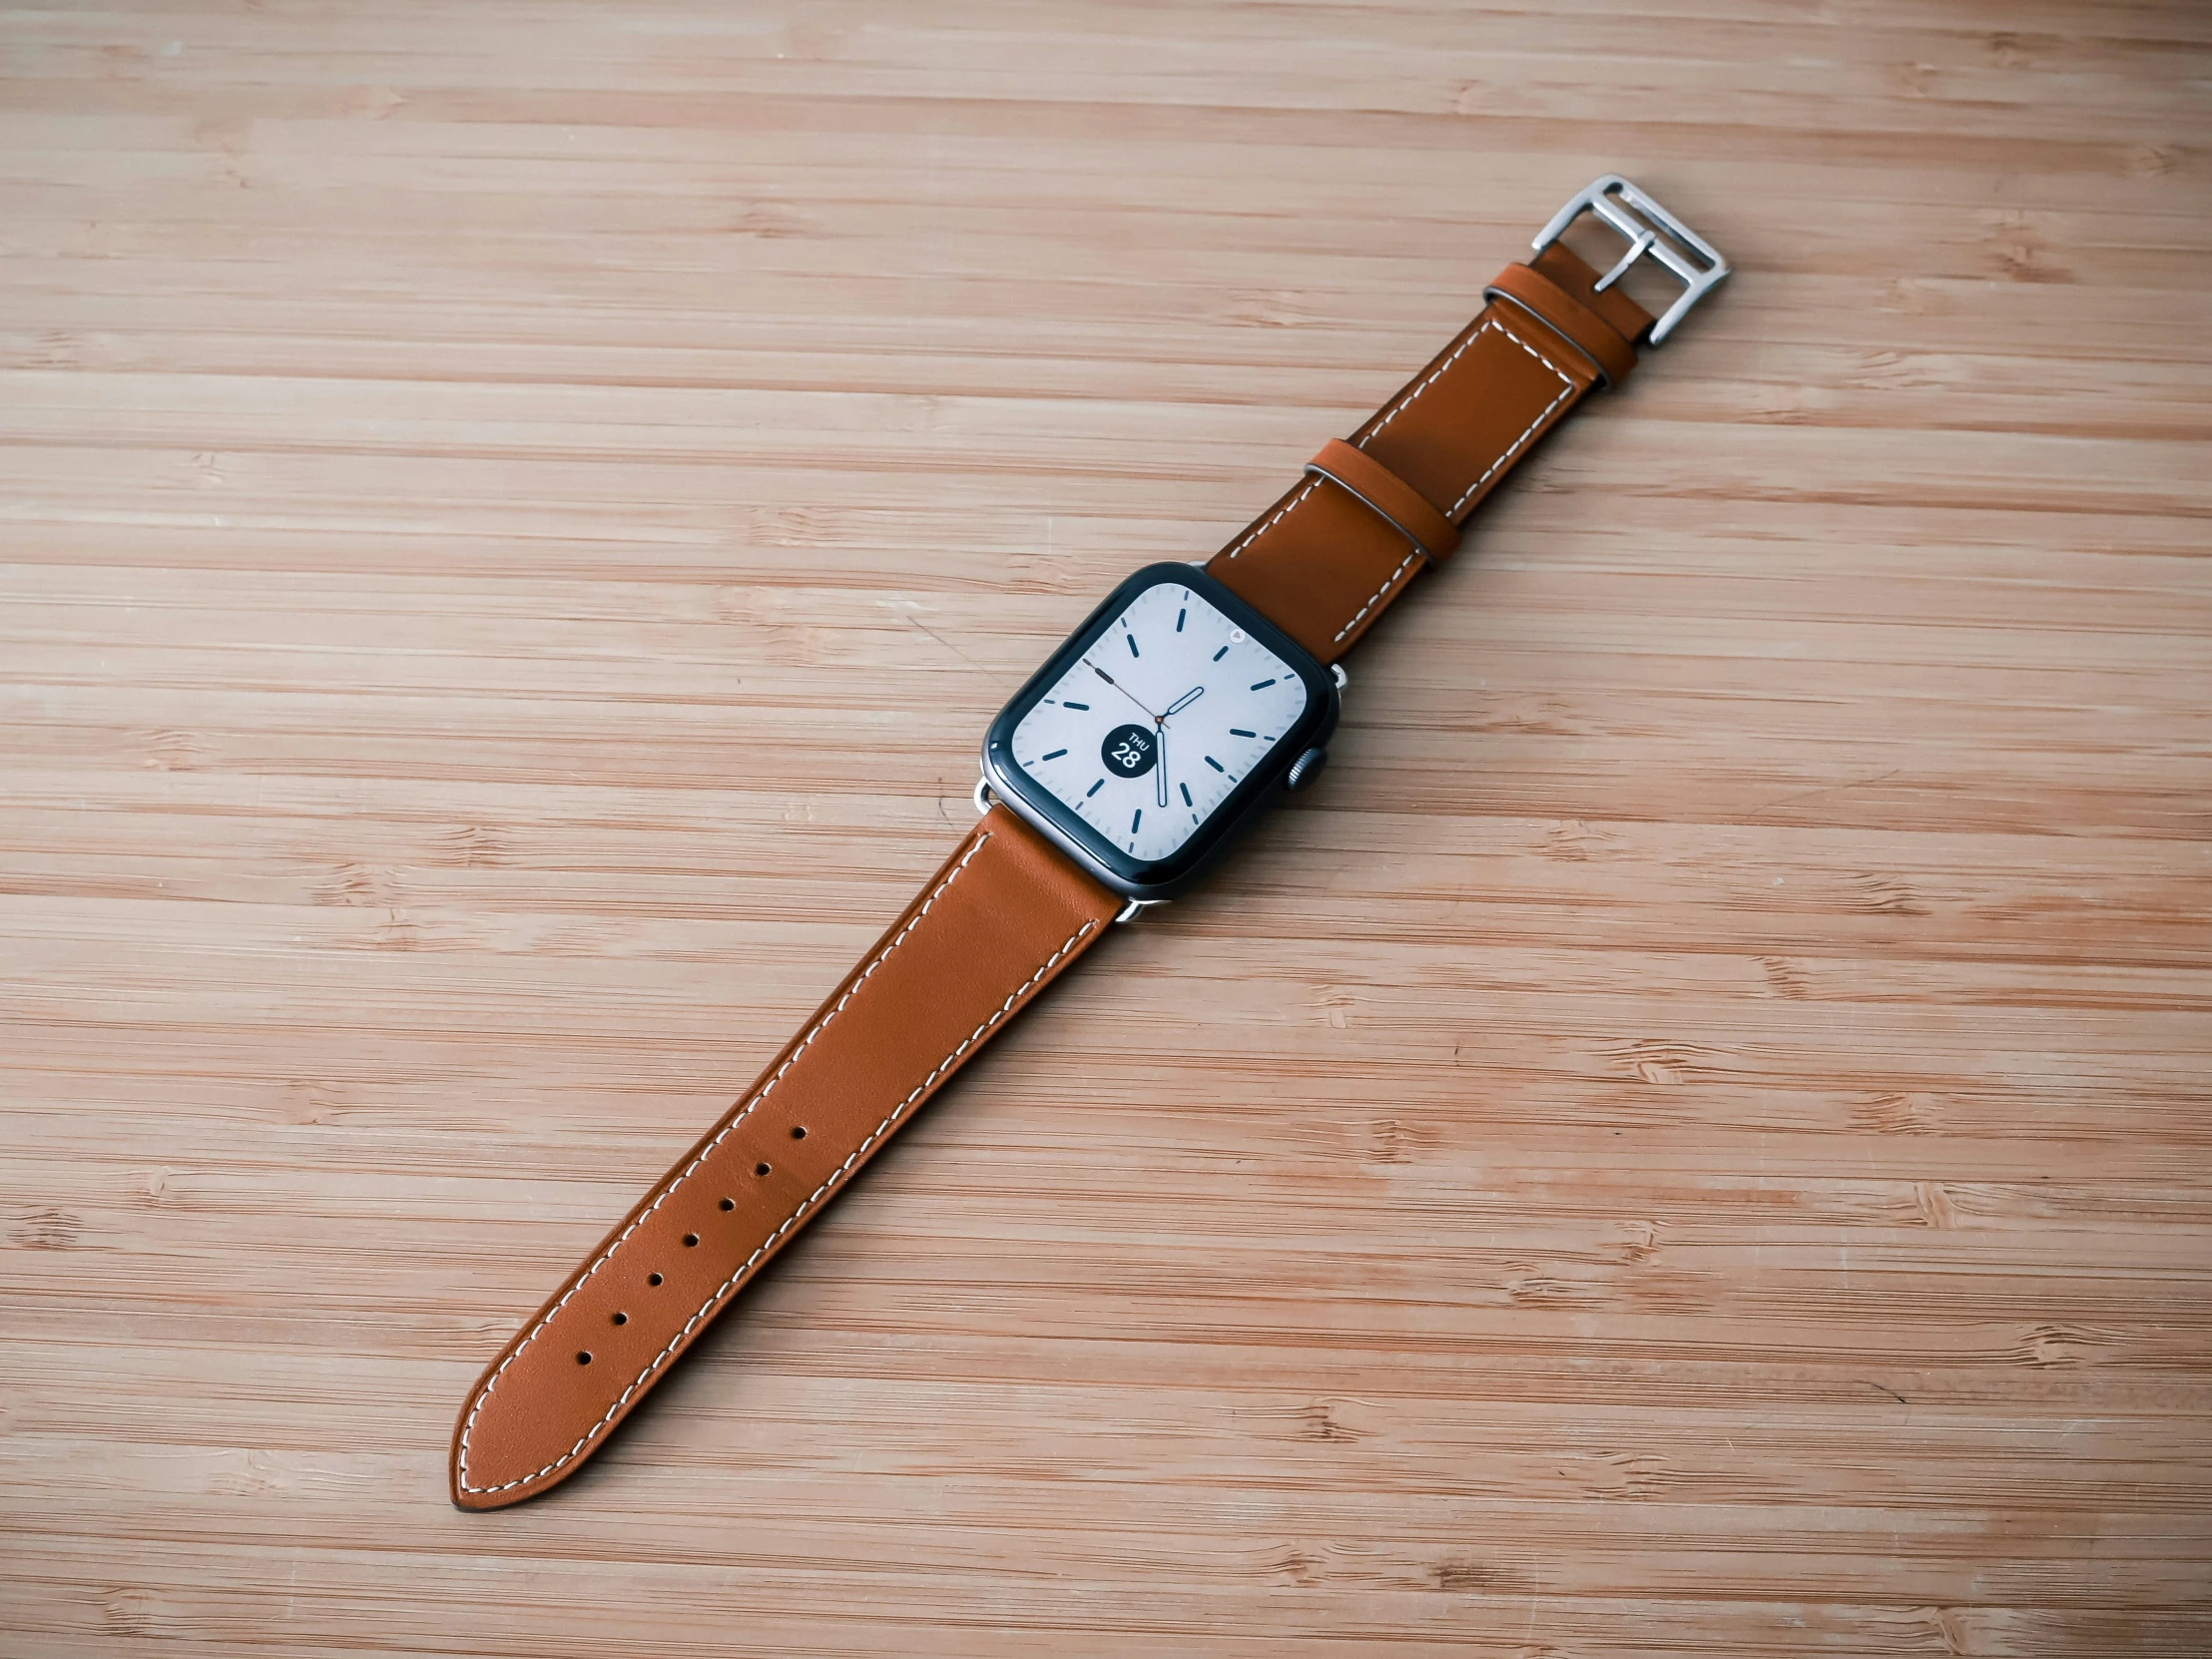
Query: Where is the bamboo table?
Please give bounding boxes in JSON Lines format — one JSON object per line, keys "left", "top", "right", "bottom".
{"left": 3, "top": 3, "right": 2208, "bottom": 1654}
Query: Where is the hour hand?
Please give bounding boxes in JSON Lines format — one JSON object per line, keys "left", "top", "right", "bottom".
{"left": 1163, "top": 684, "right": 1206, "bottom": 718}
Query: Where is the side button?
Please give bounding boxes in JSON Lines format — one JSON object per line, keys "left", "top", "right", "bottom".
{"left": 1284, "top": 748, "right": 1329, "bottom": 793}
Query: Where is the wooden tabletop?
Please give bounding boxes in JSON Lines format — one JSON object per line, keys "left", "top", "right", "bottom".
{"left": 5, "top": 4, "right": 2209, "bottom": 1654}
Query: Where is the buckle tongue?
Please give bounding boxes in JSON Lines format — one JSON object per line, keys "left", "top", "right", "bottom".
{"left": 1531, "top": 175, "right": 1728, "bottom": 344}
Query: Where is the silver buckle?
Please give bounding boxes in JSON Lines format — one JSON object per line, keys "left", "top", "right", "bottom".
{"left": 1530, "top": 175, "right": 1728, "bottom": 345}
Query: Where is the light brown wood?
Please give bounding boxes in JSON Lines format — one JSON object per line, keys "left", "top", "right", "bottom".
{"left": 4, "top": 2, "right": 2209, "bottom": 1653}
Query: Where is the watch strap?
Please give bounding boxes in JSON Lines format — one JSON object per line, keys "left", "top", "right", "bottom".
{"left": 449, "top": 184, "right": 1718, "bottom": 1511}
{"left": 450, "top": 805, "right": 1119, "bottom": 1509}
{"left": 1207, "top": 243, "right": 1655, "bottom": 664}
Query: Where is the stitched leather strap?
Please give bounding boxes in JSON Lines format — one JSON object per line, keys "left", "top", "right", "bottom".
{"left": 451, "top": 232, "right": 1665, "bottom": 1512}
{"left": 1208, "top": 244, "right": 1654, "bottom": 662}
{"left": 450, "top": 806, "right": 1118, "bottom": 1510}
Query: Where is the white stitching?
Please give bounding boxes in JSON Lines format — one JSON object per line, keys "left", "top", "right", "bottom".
{"left": 1328, "top": 317, "right": 1575, "bottom": 645}
{"left": 1222, "top": 476, "right": 1318, "bottom": 561}
{"left": 1359, "top": 320, "right": 1491, "bottom": 447}
{"left": 1329, "top": 547, "right": 1423, "bottom": 647}
{"left": 457, "top": 832, "right": 1098, "bottom": 1495}
{"left": 1438, "top": 318, "right": 1575, "bottom": 517}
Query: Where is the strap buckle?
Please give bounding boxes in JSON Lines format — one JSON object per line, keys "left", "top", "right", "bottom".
{"left": 1530, "top": 175, "right": 1728, "bottom": 345}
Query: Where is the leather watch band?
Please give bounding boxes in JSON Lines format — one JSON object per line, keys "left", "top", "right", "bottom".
{"left": 449, "top": 805, "right": 1118, "bottom": 1509}
{"left": 1208, "top": 243, "right": 1654, "bottom": 663}
{"left": 450, "top": 181, "right": 1716, "bottom": 1508}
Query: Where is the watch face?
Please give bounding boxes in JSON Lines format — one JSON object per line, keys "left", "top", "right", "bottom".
{"left": 984, "top": 564, "right": 1333, "bottom": 896}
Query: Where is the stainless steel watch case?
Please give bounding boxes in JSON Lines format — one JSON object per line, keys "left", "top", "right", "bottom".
{"left": 978, "top": 561, "right": 1339, "bottom": 904}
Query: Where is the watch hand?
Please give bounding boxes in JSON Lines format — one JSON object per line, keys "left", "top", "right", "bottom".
{"left": 1155, "top": 725, "right": 1170, "bottom": 808}
{"left": 1163, "top": 684, "right": 1206, "bottom": 718}
{"left": 1083, "top": 658, "right": 1161, "bottom": 721}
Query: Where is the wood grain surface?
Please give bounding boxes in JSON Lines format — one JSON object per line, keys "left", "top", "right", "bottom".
{"left": 4, "top": 3, "right": 2209, "bottom": 1654}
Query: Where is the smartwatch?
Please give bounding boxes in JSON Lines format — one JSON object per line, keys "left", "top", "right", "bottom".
{"left": 451, "top": 175, "right": 1728, "bottom": 1509}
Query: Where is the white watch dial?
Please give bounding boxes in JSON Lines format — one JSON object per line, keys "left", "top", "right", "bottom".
{"left": 1009, "top": 581, "right": 1309, "bottom": 862}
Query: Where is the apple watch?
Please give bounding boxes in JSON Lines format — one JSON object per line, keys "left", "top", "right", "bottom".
{"left": 450, "top": 175, "right": 1728, "bottom": 1509}
{"left": 980, "top": 561, "right": 1342, "bottom": 905}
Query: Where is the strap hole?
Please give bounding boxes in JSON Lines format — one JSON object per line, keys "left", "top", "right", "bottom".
{"left": 755, "top": 1162, "right": 771, "bottom": 1176}
{"left": 647, "top": 1272, "right": 663, "bottom": 1286}
{"left": 611, "top": 1312, "right": 627, "bottom": 1326}
{"left": 576, "top": 1351, "right": 591, "bottom": 1366}
{"left": 790, "top": 1126, "right": 807, "bottom": 1140}
{"left": 719, "top": 1197, "right": 735, "bottom": 1211}
{"left": 682, "top": 1233, "right": 699, "bottom": 1247}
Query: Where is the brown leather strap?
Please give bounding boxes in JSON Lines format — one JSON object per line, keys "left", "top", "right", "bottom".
{"left": 451, "top": 228, "right": 1668, "bottom": 1511}
{"left": 450, "top": 806, "right": 1119, "bottom": 1509}
{"left": 1208, "top": 244, "right": 1654, "bottom": 663}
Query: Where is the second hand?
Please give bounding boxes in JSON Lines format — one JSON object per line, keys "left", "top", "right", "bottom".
{"left": 1084, "top": 659, "right": 1161, "bottom": 722}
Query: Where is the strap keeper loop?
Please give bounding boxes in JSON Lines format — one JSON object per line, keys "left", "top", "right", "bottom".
{"left": 1303, "top": 438, "right": 1461, "bottom": 566}
{"left": 1483, "top": 261, "right": 1639, "bottom": 389}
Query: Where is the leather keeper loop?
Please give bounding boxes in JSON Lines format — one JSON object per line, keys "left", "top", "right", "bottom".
{"left": 1484, "top": 262, "right": 1638, "bottom": 390}
{"left": 1304, "top": 438, "right": 1462, "bottom": 564}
